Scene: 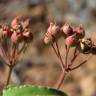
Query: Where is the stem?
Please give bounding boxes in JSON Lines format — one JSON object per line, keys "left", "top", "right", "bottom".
{"left": 18, "top": 42, "right": 26, "bottom": 54}
{"left": 65, "top": 46, "right": 70, "bottom": 68}
{"left": 51, "top": 44, "right": 64, "bottom": 70}
{"left": 0, "top": 44, "right": 9, "bottom": 64}
{"left": 11, "top": 44, "right": 17, "bottom": 65}
{"left": 6, "top": 66, "right": 13, "bottom": 86}
{"left": 69, "top": 54, "right": 92, "bottom": 71}
{"left": 55, "top": 41, "right": 65, "bottom": 67}
{"left": 51, "top": 44, "right": 59, "bottom": 58}
{"left": 70, "top": 60, "right": 87, "bottom": 71}
{"left": 52, "top": 43, "right": 66, "bottom": 89}
{"left": 69, "top": 47, "right": 79, "bottom": 67}
{"left": 56, "top": 71, "right": 67, "bottom": 89}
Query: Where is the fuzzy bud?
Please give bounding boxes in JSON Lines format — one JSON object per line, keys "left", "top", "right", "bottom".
{"left": 11, "top": 16, "right": 20, "bottom": 29}
{"left": 11, "top": 32, "right": 22, "bottom": 44}
{"left": 44, "top": 32, "right": 53, "bottom": 45}
{"left": 22, "top": 19, "right": 30, "bottom": 29}
{"left": 47, "top": 22, "right": 60, "bottom": 36}
{"left": 65, "top": 35, "right": 77, "bottom": 46}
{"left": 61, "top": 23, "right": 74, "bottom": 36}
{"left": 74, "top": 25, "right": 85, "bottom": 38}
{"left": 23, "top": 29, "right": 33, "bottom": 42}
{"left": 2, "top": 24, "right": 12, "bottom": 36}
{"left": 0, "top": 28, "right": 3, "bottom": 39}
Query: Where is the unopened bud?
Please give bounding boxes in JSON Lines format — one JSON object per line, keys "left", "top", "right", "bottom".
{"left": 22, "top": 19, "right": 30, "bottom": 29}
{"left": 61, "top": 23, "right": 74, "bottom": 36}
{"left": 23, "top": 30, "right": 33, "bottom": 42}
{"left": 74, "top": 25, "right": 85, "bottom": 38}
{"left": 11, "top": 32, "right": 22, "bottom": 44}
{"left": 2, "top": 24, "right": 11, "bottom": 36}
{"left": 65, "top": 35, "right": 77, "bottom": 46}
{"left": 11, "top": 16, "right": 20, "bottom": 29}
{"left": 47, "top": 22, "right": 60, "bottom": 36}
{"left": 44, "top": 32, "right": 54, "bottom": 45}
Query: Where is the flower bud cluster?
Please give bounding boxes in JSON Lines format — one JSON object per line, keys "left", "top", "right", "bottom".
{"left": 44, "top": 22, "right": 85, "bottom": 47}
{"left": 0, "top": 16, "right": 33, "bottom": 44}
{"left": 44, "top": 22, "right": 61, "bottom": 45}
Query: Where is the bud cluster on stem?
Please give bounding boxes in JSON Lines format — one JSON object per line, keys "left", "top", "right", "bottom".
{"left": 0, "top": 16, "right": 33, "bottom": 86}
{"left": 44, "top": 22, "right": 93, "bottom": 89}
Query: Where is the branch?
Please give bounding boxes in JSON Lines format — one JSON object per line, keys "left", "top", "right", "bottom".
{"left": 70, "top": 60, "right": 87, "bottom": 71}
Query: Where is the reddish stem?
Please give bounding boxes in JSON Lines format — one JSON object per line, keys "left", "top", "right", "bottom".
{"left": 55, "top": 41, "right": 65, "bottom": 67}
{"left": 52, "top": 42, "right": 66, "bottom": 89}
{"left": 65, "top": 46, "right": 70, "bottom": 68}
{"left": 70, "top": 60, "right": 87, "bottom": 71}
{"left": 69, "top": 47, "right": 79, "bottom": 67}
{"left": 51, "top": 44, "right": 64, "bottom": 70}
{"left": 56, "top": 71, "right": 67, "bottom": 89}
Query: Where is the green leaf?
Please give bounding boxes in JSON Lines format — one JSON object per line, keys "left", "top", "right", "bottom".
{"left": 3, "top": 85, "right": 67, "bottom": 96}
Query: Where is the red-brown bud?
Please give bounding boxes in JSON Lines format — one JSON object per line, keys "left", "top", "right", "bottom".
{"left": 0, "top": 28, "right": 3, "bottom": 39}
{"left": 65, "top": 35, "right": 77, "bottom": 46}
{"left": 22, "top": 19, "right": 30, "bottom": 29}
{"left": 11, "top": 16, "right": 20, "bottom": 29}
{"left": 61, "top": 23, "right": 74, "bottom": 36}
{"left": 2, "top": 24, "right": 12, "bottom": 36}
{"left": 47, "top": 22, "right": 60, "bottom": 36}
{"left": 23, "top": 29, "right": 33, "bottom": 42}
{"left": 74, "top": 25, "right": 85, "bottom": 38}
{"left": 11, "top": 32, "right": 22, "bottom": 44}
{"left": 44, "top": 32, "right": 53, "bottom": 45}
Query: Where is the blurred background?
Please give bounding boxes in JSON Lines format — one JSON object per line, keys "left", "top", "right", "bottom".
{"left": 0, "top": 0, "right": 96, "bottom": 96}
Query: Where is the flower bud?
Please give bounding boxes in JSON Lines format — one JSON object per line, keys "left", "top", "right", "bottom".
{"left": 11, "top": 32, "right": 22, "bottom": 44}
{"left": 65, "top": 35, "right": 77, "bottom": 46}
{"left": 44, "top": 32, "right": 53, "bottom": 45}
{"left": 61, "top": 23, "right": 74, "bottom": 36}
{"left": 0, "top": 28, "right": 3, "bottom": 39}
{"left": 22, "top": 19, "right": 30, "bottom": 29}
{"left": 2, "top": 24, "right": 12, "bottom": 36}
{"left": 23, "top": 29, "right": 33, "bottom": 42}
{"left": 47, "top": 22, "right": 60, "bottom": 36}
{"left": 11, "top": 16, "right": 20, "bottom": 29}
{"left": 74, "top": 25, "right": 85, "bottom": 38}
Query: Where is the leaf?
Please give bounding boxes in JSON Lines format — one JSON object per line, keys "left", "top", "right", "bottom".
{"left": 3, "top": 85, "right": 67, "bottom": 96}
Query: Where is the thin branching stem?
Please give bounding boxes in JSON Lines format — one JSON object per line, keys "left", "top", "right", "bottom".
{"left": 51, "top": 44, "right": 64, "bottom": 70}
{"left": 6, "top": 66, "right": 13, "bottom": 86}
{"left": 69, "top": 47, "right": 80, "bottom": 67}
{"left": 65, "top": 46, "right": 70, "bottom": 68}
{"left": 52, "top": 41, "right": 68, "bottom": 89}
{"left": 18, "top": 42, "right": 26, "bottom": 54}
{"left": 70, "top": 60, "right": 87, "bottom": 71}
{"left": 56, "top": 71, "right": 67, "bottom": 89}
{"left": 55, "top": 41, "right": 65, "bottom": 67}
